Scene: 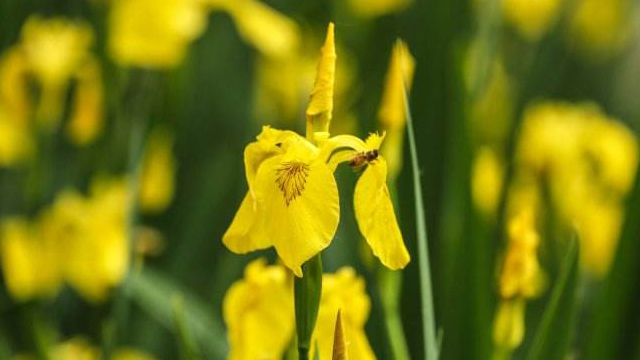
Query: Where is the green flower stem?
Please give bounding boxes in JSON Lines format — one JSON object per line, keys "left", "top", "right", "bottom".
{"left": 294, "top": 254, "right": 323, "bottom": 360}
{"left": 379, "top": 267, "right": 411, "bottom": 360}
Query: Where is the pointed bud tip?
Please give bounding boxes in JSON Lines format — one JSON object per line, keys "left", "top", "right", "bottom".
{"left": 332, "top": 310, "right": 348, "bottom": 360}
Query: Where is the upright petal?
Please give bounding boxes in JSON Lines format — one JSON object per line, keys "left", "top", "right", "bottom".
{"left": 244, "top": 126, "right": 302, "bottom": 197}
{"left": 222, "top": 192, "right": 271, "bottom": 253}
{"left": 354, "top": 158, "right": 410, "bottom": 269}
{"left": 306, "top": 23, "right": 336, "bottom": 136}
{"left": 255, "top": 155, "right": 339, "bottom": 276}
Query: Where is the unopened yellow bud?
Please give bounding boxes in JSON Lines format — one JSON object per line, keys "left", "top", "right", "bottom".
{"left": 332, "top": 310, "right": 348, "bottom": 360}
{"left": 306, "top": 23, "right": 336, "bottom": 138}
{"left": 493, "top": 299, "right": 525, "bottom": 350}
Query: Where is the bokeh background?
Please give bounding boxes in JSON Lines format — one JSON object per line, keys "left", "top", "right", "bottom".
{"left": 1, "top": 0, "right": 640, "bottom": 360}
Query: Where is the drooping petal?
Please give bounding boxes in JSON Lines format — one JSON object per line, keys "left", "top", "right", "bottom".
{"left": 255, "top": 155, "right": 339, "bottom": 276}
{"left": 222, "top": 192, "right": 271, "bottom": 253}
{"left": 354, "top": 158, "right": 410, "bottom": 270}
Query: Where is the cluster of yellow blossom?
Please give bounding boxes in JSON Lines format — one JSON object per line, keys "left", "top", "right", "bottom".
{"left": 473, "top": 0, "right": 636, "bottom": 58}
{"left": 223, "top": 24, "right": 410, "bottom": 276}
{"left": 223, "top": 259, "right": 376, "bottom": 360}
{"left": 493, "top": 209, "right": 544, "bottom": 351}
{"left": 0, "top": 178, "right": 130, "bottom": 302}
{"left": 0, "top": 16, "right": 103, "bottom": 166}
{"left": 567, "top": 0, "right": 634, "bottom": 57}
{"left": 512, "top": 101, "right": 638, "bottom": 276}
{"left": 109, "top": 0, "right": 300, "bottom": 69}
{"left": 14, "top": 337, "right": 157, "bottom": 360}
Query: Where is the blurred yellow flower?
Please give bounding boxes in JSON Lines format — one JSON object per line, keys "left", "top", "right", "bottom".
{"left": 493, "top": 210, "right": 544, "bottom": 351}
{"left": 0, "top": 16, "right": 104, "bottom": 151}
{"left": 67, "top": 58, "right": 104, "bottom": 145}
{"left": 0, "top": 218, "right": 61, "bottom": 301}
{"left": 59, "top": 178, "right": 130, "bottom": 301}
{"left": 139, "top": 127, "right": 176, "bottom": 214}
{"left": 21, "top": 17, "right": 91, "bottom": 88}
{"left": 21, "top": 16, "right": 94, "bottom": 125}
{"left": 0, "top": 48, "right": 32, "bottom": 126}
{"left": 51, "top": 338, "right": 99, "bottom": 360}
{"left": 471, "top": 147, "right": 504, "bottom": 217}
{"left": 0, "top": 106, "right": 33, "bottom": 167}
{"left": 378, "top": 40, "right": 415, "bottom": 182}
{"left": 493, "top": 299, "right": 525, "bottom": 350}
{"left": 567, "top": 0, "right": 633, "bottom": 58}
{"left": 347, "top": 0, "right": 413, "bottom": 18}
{"left": 515, "top": 101, "right": 638, "bottom": 276}
{"left": 312, "top": 268, "right": 376, "bottom": 360}
{"left": 499, "top": 210, "right": 544, "bottom": 299}
{"left": 502, "top": 0, "right": 563, "bottom": 40}
{"left": 0, "top": 177, "right": 130, "bottom": 302}
{"left": 215, "top": 0, "right": 300, "bottom": 59}
{"left": 109, "top": 0, "right": 207, "bottom": 68}
{"left": 223, "top": 259, "right": 294, "bottom": 360}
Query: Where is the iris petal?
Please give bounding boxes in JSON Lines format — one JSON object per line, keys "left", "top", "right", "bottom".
{"left": 223, "top": 192, "right": 271, "bottom": 253}
{"left": 255, "top": 155, "right": 339, "bottom": 276}
{"left": 354, "top": 158, "right": 410, "bottom": 270}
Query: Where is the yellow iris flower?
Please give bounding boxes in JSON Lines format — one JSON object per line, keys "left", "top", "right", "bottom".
{"left": 0, "top": 177, "right": 130, "bottom": 302}
{"left": 514, "top": 101, "right": 638, "bottom": 276}
{"left": 109, "top": 0, "right": 207, "bottom": 68}
{"left": 0, "top": 16, "right": 104, "bottom": 150}
{"left": 493, "top": 209, "right": 544, "bottom": 351}
{"left": 212, "top": 0, "right": 300, "bottom": 60}
{"left": 223, "top": 259, "right": 294, "bottom": 360}
{"left": 312, "top": 268, "right": 376, "bottom": 360}
{"left": 223, "top": 262, "right": 375, "bottom": 360}
{"left": 501, "top": 0, "right": 563, "bottom": 40}
{"left": 0, "top": 218, "right": 61, "bottom": 301}
{"left": 223, "top": 23, "right": 409, "bottom": 276}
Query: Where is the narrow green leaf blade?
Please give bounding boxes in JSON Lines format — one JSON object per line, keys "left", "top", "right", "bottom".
{"left": 402, "top": 51, "right": 439, "bottom": 360}
{"left": 524, "top": 238, "right": 579, "bottom": 360}
{"left": 172, "top": 294, "right": 204, "bottom": 360}
{"left": 127, "top": 267, "right": 228, "bottom": 359}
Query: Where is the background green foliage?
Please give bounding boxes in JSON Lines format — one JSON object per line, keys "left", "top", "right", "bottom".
{"left": 1, "top": 0, "right": 640, "bottom": 360}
